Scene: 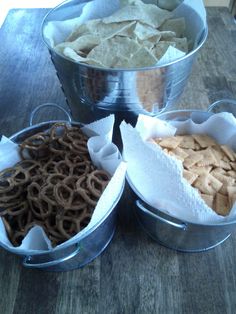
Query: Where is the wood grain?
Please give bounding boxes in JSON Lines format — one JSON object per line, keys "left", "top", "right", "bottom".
{"left": 204, "top": 0, "right": 230, "bottom": 7}
{"left": 0, "top": 7, "right": 236, "bottom": 314}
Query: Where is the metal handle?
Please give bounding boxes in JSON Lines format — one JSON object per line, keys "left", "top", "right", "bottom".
{"left": 207, "top": 99, "right": 236, "bottom": 115}
{"left": 29, "top": 103, "right": 72, "bottom": 126}
{"left": 22, "top": 243, "right": 80, "bottom": 269}
{"left": 136, "top": 200, "right": 187, "bottom": 230}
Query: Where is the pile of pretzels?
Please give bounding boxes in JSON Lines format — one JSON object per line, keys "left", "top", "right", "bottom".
{"left": 0, "top": 123, "right": 110, "bottom": 247}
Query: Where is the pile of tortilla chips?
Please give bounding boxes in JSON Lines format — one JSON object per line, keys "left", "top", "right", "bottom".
{"left": 55, "top": 0, "right": 188, "bottom": 68}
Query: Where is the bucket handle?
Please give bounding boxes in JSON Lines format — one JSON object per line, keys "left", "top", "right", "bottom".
{"left": 29, "top": 103, "right": 72, "bottom": 126}
{"left": 136, "top": 200, "right": 187, "bottom": 230}
{"left": 207, "top": 98, "right": 236, "bottom": 114}
{"left": 22, "top": 243, "right": 80, "bottom": 269}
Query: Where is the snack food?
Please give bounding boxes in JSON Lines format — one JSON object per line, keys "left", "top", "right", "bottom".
{"left": 150, "top": 134, "right": 236, "bottom": 216}
{"left": 0, "top": 123, "right": 111, "bottom": 247}
{"left": 55, "top": 0, "right": 188, "bottom": 68}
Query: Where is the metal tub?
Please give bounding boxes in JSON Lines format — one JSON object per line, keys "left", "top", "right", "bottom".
{"left": 0, "top": 120, "right": 124, "bottom": 271}
{"left": 42, "top": 0, "right": 208, "bottom": 128}
{"left": 127, "top": 105, "right": 236, "bottom": 252}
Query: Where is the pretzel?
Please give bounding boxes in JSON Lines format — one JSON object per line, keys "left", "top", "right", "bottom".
{"left": 1, "top": 217, "right": 13, "bottom": 239}
{"left": 56, "top": 215, "right": 81, "bottom": 239}
{"left": 87, "top": 170, "right": 110, "bottom": 198}
{"left": 49, "top": 139, "right": 67, "bottom": 155}
{"left": 0, "top": 199, "right": 22, "bottom": 213}
{"left": 42, "top": 160, "right": 59, "bottom": 174}
{"left": 70, "top": 142, "right": 89, "bottom": 155}
{"left": 10, "top": 221, "right": 43, "bottom": 247}
{"left": 0, "top": 185, "right": 24, "bottom": 202}
{"left": 44, "top": 215, "right": 65, "bottom": 239}
{"left": 40, "top": 184, "right": 58, "bottom": 207}
{"left": 16, "top": 160, "right": 42, "bottom": 180}
{"left": 61, "top": 176, "right": 88, "bottom": 211}
{"left": 54, "top": 182, "right": 74, "bottom": 209}
{"left": 4, "top": 201, "right": 28, "bottom": 217}
{"left": 20, "top": 132, "right": 50, "bottom": 159}
{"left": 79, "top": 211, "right": 93, "bottom": 229}
{"left": 16, "top": 210, "right": 33, "bottom": 232}
{"left": 27, "top": 181, "right": 41, "bottom": 201}
{"left": 62, "top": 175, "right": 80, "bottom": 190}
{"left": 49, "top": 123, "right": 69, "bottom": 141}
{"left": 65, "top": 151, "right": 87, "bottom": 165}
{"left": 54, "top": 160, "right": 72, "bottom": 176}
{"left": 0, "top": 167, "right": 29, "bottom": 191}
{"left": 0, "top": 176, "right": 14, "bottom": 194}
{"left": 72, "top": 161, "right": 92, "bottom": 176}
{"left": 76, "top": 176, "right": 98, "bottom": 207}
{"left": 46, "top": 173, "right": 66, "bottom": 185}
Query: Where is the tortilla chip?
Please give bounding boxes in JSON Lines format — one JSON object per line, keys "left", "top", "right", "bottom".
{"left": 172, "top": 37, "right": 188, "bottom": 53}
{"left": 67, "top": 20, "right": 135, "bottom": 42}
{"left": 62, "top": 47, "right": 104, "bottom": 66}
{"left": 67, "top": 19, "right": 101, "bottom": 41}
{"left": 56, "top": 34, "right": 101, "bottom": 54}
{"left": 133, "top": 22, "right": 161, "bottom": 41}
{"left": 102, "top": 3, "right": 172, "bottom": 29}
{"left": 159, "top": 31, "right": 176, "bottom": 40}
{"left": 118, "top": 22, "right": 161, "bottom": 46}
{"left": 140, "top": 34, "right": 162, "bottom": 50}
{"left": 116, "top": 22, "right": 136, "bottom": 38}
{"left": 151, "top": 41, "right": 172, "bottom": 60}
{"left": 154, "top": 37, "right": 189, "bottom": 54}
{"left": 122, "top": 47, "right": 158, "bottom": 68}
{"left": 87, "top": 36, "right": 142, "bottom": 68}
{"left": 160, "top": 18, "right": 186, "bottom": 38}
{"left": 152, "top": 41, "right": 181, "bottom": 60}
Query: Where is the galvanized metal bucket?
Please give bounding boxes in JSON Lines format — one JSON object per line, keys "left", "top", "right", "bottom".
{"left": 42, "top": 0, "right": 208, "bottom": 128}
{"left": 0, "top": 105, "right": 125, "bottom": 271}
{"left": 127, "top": 100, "right": 236, "bottom": 252}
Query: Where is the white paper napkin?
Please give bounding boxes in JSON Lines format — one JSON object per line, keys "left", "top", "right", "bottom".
{"left": 120, "top": 112, "right": 236, "bottom": 225}
{"left": 0, "top": 136, "right": 21, "bottom": 172}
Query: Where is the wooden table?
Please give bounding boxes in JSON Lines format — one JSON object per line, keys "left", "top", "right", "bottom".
{"left": 0, "top": 7, "right": 236, "bottom": 314}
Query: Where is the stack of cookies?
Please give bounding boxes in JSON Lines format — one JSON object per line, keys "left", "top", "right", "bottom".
{"left": 150, "top": 134, "right": 236, "bottom": 216}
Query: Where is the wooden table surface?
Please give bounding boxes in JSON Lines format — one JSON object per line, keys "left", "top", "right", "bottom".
{"left": 0, "top": 7, "right": 236, "bottom": 314}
